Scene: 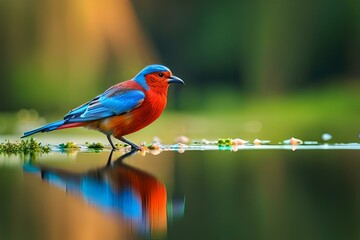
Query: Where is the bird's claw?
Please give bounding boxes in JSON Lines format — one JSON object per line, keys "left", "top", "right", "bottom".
{"left": 130, "top": 145, "right": 141, "bottom": 152}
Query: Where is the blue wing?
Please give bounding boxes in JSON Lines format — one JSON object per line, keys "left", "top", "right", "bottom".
{"left": 64, "top": 89, "right": 145, "bottom": 122}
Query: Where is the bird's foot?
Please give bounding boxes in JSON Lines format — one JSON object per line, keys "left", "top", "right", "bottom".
{"left": 116, "top": 136, "right": 141, "bottom": 152}
{"left": 129, "top": 144, "right": 141, "bottom": 152}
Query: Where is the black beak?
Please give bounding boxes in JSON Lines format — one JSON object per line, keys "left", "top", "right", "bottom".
{"left": 168, "top": 75, "right": 185, "bottom": 85}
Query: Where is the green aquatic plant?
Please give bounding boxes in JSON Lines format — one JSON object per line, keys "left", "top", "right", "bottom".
{"left": 217, "top": 138, "right": 232, "bottom": 146}
{"left": 59, "top": 141, "right": 79, "bottom": 149}
{"left": 85, "top": 142, "right": 104, "bottom": 150}
{"left": 0, "top": 138, "right": 51, "bottom": 154}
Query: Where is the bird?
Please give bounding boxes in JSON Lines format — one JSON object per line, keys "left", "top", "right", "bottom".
{"left": 22, "top": 64, "right": 184, "bottom": 150}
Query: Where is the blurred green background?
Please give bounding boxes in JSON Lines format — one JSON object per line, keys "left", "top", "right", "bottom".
{"left": 0, "top": 2, "right": 359, "bottom": 240}
{"left": 0, "top": 0, "right": 359, "bottom": 142}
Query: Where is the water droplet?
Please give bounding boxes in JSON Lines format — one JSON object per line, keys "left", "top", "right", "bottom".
{"left": 321, "top": 133, "right": 332, "bottom": 141}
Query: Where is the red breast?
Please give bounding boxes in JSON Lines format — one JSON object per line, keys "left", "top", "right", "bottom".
{"left": 97, "top": 78, "right": 169, "bottom": 137}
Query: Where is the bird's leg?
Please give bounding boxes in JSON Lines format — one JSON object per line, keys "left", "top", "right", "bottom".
{"left": 105, "top": 148, "right": 137, "bottom": 167}
{"left": 107, "top": 135, "right": 117, "bottom": 150}
{"left": 117, "top": 136, "right": 141, "bottom": 151}
{"left": 112, "top": 149, "right": 138, "bottom": 166}
{"left": 105, "top": 149, "right": 115, "bottom": 166}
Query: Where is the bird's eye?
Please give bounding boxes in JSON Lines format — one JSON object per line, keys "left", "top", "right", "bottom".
{"left": 158, "top": 73, "right": 164, "bottom": 77}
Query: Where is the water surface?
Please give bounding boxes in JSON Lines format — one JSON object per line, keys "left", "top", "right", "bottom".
{"left": 0, "top": 146, "right": 359, "bottom": 240}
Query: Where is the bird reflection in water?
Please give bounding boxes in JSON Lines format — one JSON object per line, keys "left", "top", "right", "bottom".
{"left": 23, "top": 149, "right": 185, "bottom": 235}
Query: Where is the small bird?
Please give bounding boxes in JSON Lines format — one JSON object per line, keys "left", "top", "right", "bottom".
{"left": 22, "top": 64, "right": 184, "bottom": 150}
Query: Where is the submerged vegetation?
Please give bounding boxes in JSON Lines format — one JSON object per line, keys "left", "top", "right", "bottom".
{"left": 0, "top": 138, "right": 50, "bottom": 154}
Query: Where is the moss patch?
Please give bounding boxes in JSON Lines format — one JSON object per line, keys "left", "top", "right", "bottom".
{"left": 0, "top": 138, "right": 50, "bottom": 154}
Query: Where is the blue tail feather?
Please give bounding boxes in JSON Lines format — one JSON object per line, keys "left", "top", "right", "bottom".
{"left": 22, "top": 120, "right": 65, "bottom": 138}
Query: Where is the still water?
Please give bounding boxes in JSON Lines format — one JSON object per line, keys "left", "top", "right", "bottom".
{"left": 0, "top": 147, "right": 359, "bottom": 240}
